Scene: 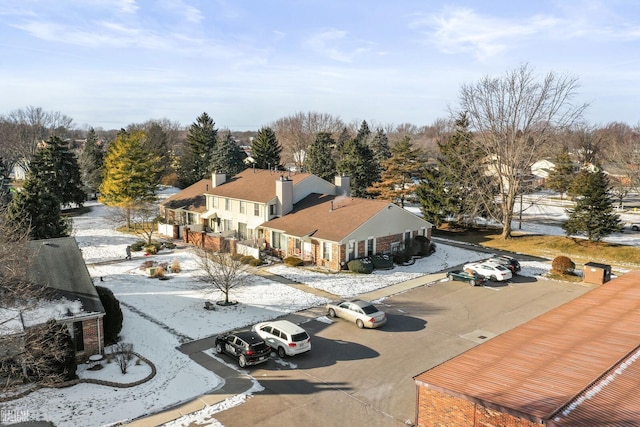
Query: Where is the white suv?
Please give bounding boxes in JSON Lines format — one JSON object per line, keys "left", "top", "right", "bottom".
{"left": 252, "top": 320, "right": 311, "bottom": 357}
{"left": 463, "top": 261, "right": 512, "bottom": 282}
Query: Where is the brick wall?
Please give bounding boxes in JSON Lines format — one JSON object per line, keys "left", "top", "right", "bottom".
{"left": 79, "top": 317, "right": 104, "bottom": 360}
{"left": 416, "top": 387, "right": 539, "bottom": 427}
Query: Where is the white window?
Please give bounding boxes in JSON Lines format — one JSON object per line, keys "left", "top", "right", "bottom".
{"left": 254, "top": 203, "right": 260, "bottom": 216}
{"left": 225, "top": 198, "right": 231, "bottom": 210}
{"left": 322, "top": 242, "right": 331, "bottom": 260}
{"left": 239, "top": 201, "right": 246, "bottom": 214}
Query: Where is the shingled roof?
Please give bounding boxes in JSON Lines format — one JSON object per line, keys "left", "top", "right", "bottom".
{"left": 414, "top": 270, "right": 640, "bottom": 425}
{"left": 261, "top": 193, "right": 398, "bottom": 242}
{"left": 205, "top": 168, "right": 313, "bottom": 203}
{"left": 161, "top": 178, "right": 211, "bottom": 213}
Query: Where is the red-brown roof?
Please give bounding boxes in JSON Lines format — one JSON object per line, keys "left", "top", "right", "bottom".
{"left": 414, "top": 270, "right": 640, "bottom": 425}
{"left": 206, "top": 168, "right": 313, "bottom": 203}
{"left": 260, "top": 193, "right": 392, "bottom": 242}
{"left": 161, "top": 179, "right": 211, "bottom": 213}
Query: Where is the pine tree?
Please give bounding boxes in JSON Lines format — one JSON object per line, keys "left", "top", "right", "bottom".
{"left": 416, "top": 165, "right": 448, "bottom": 227}
{"left": 78, "top": 128, "right": 104, "bottom": 198}
{"left": 251, "top": 127, "right": 282, "bottom": 169}
{"left": 355, "top": 120, "right": 371, "bottom": 145}
{"left": 305, "top": 132, "right": 336, "bottom": 181}
{"left": 368, "top": 136, "right": 423, "bottom": 207}
{"left": 36, "top": 136, "right": 85, "bottom": 207}
{"left": 176, "top": 112, "right": 218, "bottom": 188}
{"left": 370, "top": 128, "right": 391, "bottom": 165}
{"left": 562, "top": 165, "right": 621, "bottom": 241}
{"left": 545, "top": 146, "right": 575, "bottom": 199}
{"left": 336, "top": 137, "right": 378, "bottom": 197}
{"left": 5, "top": 151, "right": 70, "bottom": 239}
{"left": 99, "top": 130, "right": 160, "bottom": 228}
{"left": 210, "top": 131, "right": 247, "bottom": 176}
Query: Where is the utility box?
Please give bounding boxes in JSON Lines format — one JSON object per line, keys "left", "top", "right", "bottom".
{"left": 583, "top": 262, "right": 612, "bottom": 285}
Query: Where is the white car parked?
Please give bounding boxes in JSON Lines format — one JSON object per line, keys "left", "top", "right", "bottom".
{"left": 252, "top": 320, "right": 311, "bottom": 357}
{"left": 463, "top": 261, "right": 513, "bottom": 282}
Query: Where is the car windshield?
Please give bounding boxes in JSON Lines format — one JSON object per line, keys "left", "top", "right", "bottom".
{"left": 249, "top": 341, "right": 267, "bottom": 350}
{"left": 495, "top": 265, "right": 509, "bottom": 271}
{"left": 361, "top": 304, "right": 378, "bottom": 314}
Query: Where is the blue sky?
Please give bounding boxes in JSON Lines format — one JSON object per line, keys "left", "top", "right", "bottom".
{"left": 0, "top": 0, "right": 638, "bottom": 131}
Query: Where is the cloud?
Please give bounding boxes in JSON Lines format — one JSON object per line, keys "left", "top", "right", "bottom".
{"left": 304, "top": 28, "right": 379, "bottom": 63}
{"left": 410, "top": 7, "right": 560, "bottom": 61}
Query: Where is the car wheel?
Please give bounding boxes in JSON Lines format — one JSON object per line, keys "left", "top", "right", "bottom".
{"left": 633, "top": 225, "right": 639, "bottom": 231}
{"left": 328, "top": 308, "right": 336, "bottom": 318}
{"left": 469, "top": 279, "right": 476, "bottom": 286}
{"left": 215, "top": 343, "right": 222, "bottom": 354}
{"left": 490, "top": 275, "right": 497, "bottom": 282}
{"left": 356, "top": 319, "right": 364, "bottom": 329}
{"left": 238, "top": 355, "right": 247, "bottom": 368}
{"left": 278, "top": 347, "right": 286, "bottom": 358}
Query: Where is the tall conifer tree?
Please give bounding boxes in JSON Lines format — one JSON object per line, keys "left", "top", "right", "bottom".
{"left": 306, "top": 132, "right": 336, "bottom": 181}
{"left": 210, "top": 131, "right": 247, "bottom": 176}
{"left": 176, "top": 113, "right": 218, "bottom": 187}
{"left": 251, "top": 127, "right": 282, "bottom": 169}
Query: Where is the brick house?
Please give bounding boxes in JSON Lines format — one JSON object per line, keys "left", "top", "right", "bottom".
{"left": 413, "top": 270, "right": 640, "bottom": 426}
{"left": 0, "top": 238, "right": 106, "bottom": 362}
{"left": 160, "top": 168, "right": 433, "bottom": 271}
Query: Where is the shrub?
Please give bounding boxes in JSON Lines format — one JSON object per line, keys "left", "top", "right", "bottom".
{"left": 552, "top": 255, "right": 576, "bottom": 275}
{"left": 414, "top": 236, "right": 434, "bottom": 256}
{"left": 139, "top": 260, "right": 154, "bottom": 270}
{"left": 130, "top": 241, "right": 145, "bottom": 251}
{"left": 144, "top": 244, "right": 158, "bottom": 255}
{"left": 151, "top": 266, "right": 166, "bottom": 278}
{"left": 96, "top": 286, "right": 123, "bottom": 345}
{"left": 393, "top": 250, "right": 412, "bottom": 265}
{"left": 249, "top": 258, "right": 264, "bottom": 267}
{"left": 284, "top": 256, "right": 304, "bottom": 266}
{"left": 163, "top": 241, "right": 176, "bottom": 249}
{"left": 406, "top": 239, "right": 421, "bottom": 256}
{"left": 231, "top": 253, "right": 244, "bottom": 261}
{"left": 347, "top": 258, "right": 374, "bottom": 274}
{"left": 240, "top": 255, "right": 255, "bottom": 264}
{"left": 171, "top": 258, "right": 182, "bottom": 273}
{"left": 371, "top": 254, "right": 394, "bottom": 270}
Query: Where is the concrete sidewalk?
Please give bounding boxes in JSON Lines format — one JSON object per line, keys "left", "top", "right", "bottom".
{"left": 126, "top": 270, "right": 446, "bottom": 426}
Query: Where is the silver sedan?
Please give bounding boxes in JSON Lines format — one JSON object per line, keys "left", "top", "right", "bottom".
{"left": 326, "top": 299, "right": 387, "bottom": 329}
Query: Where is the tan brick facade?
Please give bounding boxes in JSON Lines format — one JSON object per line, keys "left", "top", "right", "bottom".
{"left": 416, "top": 387, "right": 539, "bottom": 427}
{"left": 79, "top": 317, "right": 104, "bottom": 359}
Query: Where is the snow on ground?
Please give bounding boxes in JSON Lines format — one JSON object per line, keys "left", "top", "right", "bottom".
{"left": 4, "top": 189, "right": 639, "bottom": 427}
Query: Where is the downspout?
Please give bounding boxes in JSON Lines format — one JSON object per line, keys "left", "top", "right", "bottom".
{"left": 97, "top": 317, "right": 103, "bottom": 354}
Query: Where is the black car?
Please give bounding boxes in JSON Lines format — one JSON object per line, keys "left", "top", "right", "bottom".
{"left": 214, "top": 331, "right": 271, "bottom": 368}
{"left": 487, "top": 255, "right": 521, "bottom": 274}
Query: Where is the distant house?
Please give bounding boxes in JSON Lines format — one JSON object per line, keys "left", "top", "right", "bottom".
{"left": 0, "top": 238, "right": 105, "bottom": 362}
{"left": 413, "top": 270, "right": 640, "bottom": 426}
{"left": 160, "top": 168, "right": 433, "bottom": 271}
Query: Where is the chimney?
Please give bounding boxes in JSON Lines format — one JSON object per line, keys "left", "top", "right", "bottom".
{"left": 211, "top": 172, "right": 226, "bottom": 188}
{"left": 275, "top": 175, "right": 293, "bottom": 216}
{"left": 334, "top": 175, "right": 351, "bottom": 197}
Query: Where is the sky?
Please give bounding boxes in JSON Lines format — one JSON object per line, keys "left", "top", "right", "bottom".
{"left": 2, "top": 187, "right": 640, "bottom": 426}
{"left": 0, "top": 0, "right": 638, "bottom": 131}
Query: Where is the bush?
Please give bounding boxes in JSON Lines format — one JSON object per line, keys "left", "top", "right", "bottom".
{"left": 552, "top": 255, "right": 576, "bottom": 275}
{"left": 231, "top": 253, "right": 244, "bottom": 261}
{"left": 162, "top": 241, "right": 176, "bottom": 249}
{"left": 96, "top": 286, "right": 123, "bottom": 345}
{"left": 414, "top": 236, "right": 435, "bottom": 256}
{"left": 171, "top": 258, "right": 182, "bottom": 273}
{"left": 240, "top": 255, "right": 255, "bottom": 264}
{"left": 130, "top": 241, "right": 145, "bottom": 251}
{"left": 151, "top": 266, "right": 166, "bottom": 278}
{"left": 347, "top": 258, "right": 374, "bottom": 274}
{"left": 144, "top": 244, "right": 158, "bottom": 255}
{"left": 284, "top": 256, "right": 304, "bottom": 266}
{"left": 371, "top": 254, "right": 394, "bottom": 270}
{"left": 249, "top": 258, "right": 264, "bottom": 267}
{"left": 393, "top": 250, "right": 412, "bottom": 265}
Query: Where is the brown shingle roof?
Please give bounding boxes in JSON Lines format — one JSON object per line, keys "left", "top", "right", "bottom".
{"left": 205, "top": 169, "right": 312, "bottom": 203}
{"left": 161, "top": 179, "right": 211, "bottom": 213}
{"left": 260, "top": 193, "right": 391, "bottom": 242}
{"left": 414, "top": 270, "right": 640, "bottom": 425}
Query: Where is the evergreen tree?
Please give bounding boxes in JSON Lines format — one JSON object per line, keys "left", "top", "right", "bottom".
{"left": 78, "top": 128, "right": 104, "bottom": 198}
{"left": 96, "top": 286, "right": 123, "bottom": 345}
{"left": 5, "top": 150, "right": 70, "bottom": 239}
{"left": 210, "top": 131, "right": 247, "bottom": 176}
{"left": 416, "top": 165, "right": 448, "bottom": 227}
{"left": 563, "top": 165, "right": 621, "bottom": 241}
{"left": 140, "top": 121, "right": 172, "bottom": 183}
{"left": 0, "top": 156, "right": 11, "bottom": 207}
{"left": 36, "top": 136, "right": 85, "bottom": 207}
{"left": 368, "top": 136, "right": 423, "bottom": 207}
{"left": 334, "top": 127, "right": 351, "bottom": 159}
{"left": 370, "top": 128, "right": 391, "bottom": 165}
{"left": 355, "top": 120, "right": 371, "bottom": 145}
{"left": 306, "top": 132, "right": 336, "bottom": 181}
{"left": 251, "top": 126, "right": 282, "bottom": 169}
{"left": 336, "top": 138, "right": 378, "bottom": 197}
{"left": 545, "top": 146, "right": 575, "bottom": 199}
{"left": 99, "top": 129, "right": 160, "bottom": 228}
{"left": 176, "top": 112, "right": 218, "bottom": 188}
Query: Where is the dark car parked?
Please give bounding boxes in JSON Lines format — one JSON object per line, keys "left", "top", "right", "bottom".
{"left": 214, "top": 331, "right": 271, "bottom": 368}
{"left": 487, "top": 255, "right": 521, "bottom": 274}
{"left": 446, "top": 270, "right": 487, "bottom": 286}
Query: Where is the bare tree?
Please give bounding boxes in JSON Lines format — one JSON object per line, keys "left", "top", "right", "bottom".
{"left": 271, "top": 112, "right": 345, "bottom": 170}
{"left": 0, "top": 106, "right": 74, "bottom": 173}
{"left": 456, "top": 64, "right": 588, "bottom": 239}
{"left": 194, "top": 247, "right": 248, "bottom": 305}
{"left": 111, "top": 342, "right": 134, "bottom": 374}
